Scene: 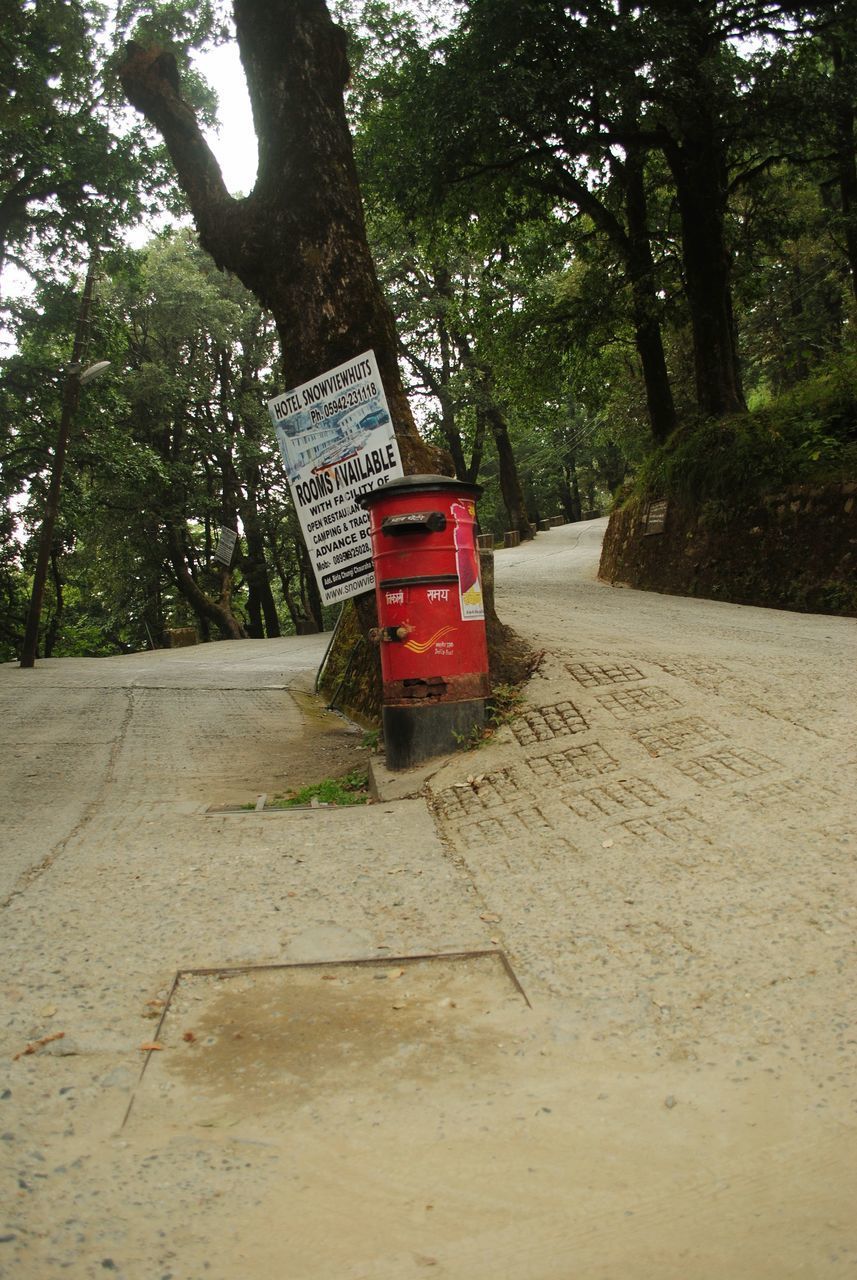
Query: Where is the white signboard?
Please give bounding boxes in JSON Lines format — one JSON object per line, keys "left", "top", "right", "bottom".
{"left": 268, "top": 351, "right": 403, "bottom": 606}
{"left": 213, "top": 526, "right": 238, "bottom": 566}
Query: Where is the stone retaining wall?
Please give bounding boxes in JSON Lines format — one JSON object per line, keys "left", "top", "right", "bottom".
{"left": 599, "top": 481, "right": 857, "bottom": 615}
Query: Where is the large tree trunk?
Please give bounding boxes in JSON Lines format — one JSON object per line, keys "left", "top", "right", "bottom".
{"left": 240, "top": 487, "right": 282, "bottom": 638}
{"left": 119, "top": 0, "right": 446, "bottom": 477}
{"left": 242, "top": 537, "right": 281, "bottom": 637}
{"left": 612, "top": 36, "right": 677, "bottom": 443}
{"left": 43, "top": 548, "right": 64, "bottom": 659}
{"left": 831, "top": 37, "right": 857, "bottom": 301}
{"left": 546, "top": 162, "right": 676, "bottom": 444}
{"left": 298, "top": 540, "right": 323, "bottom": 630}
{"left": 479, "top": 403, "right": 531, "bottom": 538}
{"left": 623, "top": 142, "right": 677, "bottom": 442}
{"left": 665, "top": 124, "right": 746, "bottom": 418}
{"left": 559, "top": 452, "right": 582, "bottom": 523}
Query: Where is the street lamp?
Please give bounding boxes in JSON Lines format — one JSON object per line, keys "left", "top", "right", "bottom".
{"left": 19, "top": 357, "right": 111, "bottom": 668}
{"left": 79, "top": 360, "right": 111, "bottom": 385}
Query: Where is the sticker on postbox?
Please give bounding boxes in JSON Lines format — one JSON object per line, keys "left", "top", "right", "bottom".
{"left": 403, "top": 624, "right": 456, "bottom": 656}
{"left": 451, "top": 498, "right": 484, "bottom": 621}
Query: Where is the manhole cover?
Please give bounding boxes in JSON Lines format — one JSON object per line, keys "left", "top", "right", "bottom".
{"left": 126, "top": 952, "right": 529, "bottom": 1135}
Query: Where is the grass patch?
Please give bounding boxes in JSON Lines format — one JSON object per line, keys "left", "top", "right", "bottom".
{"left": 270, "top": 769, "right": 370, "bottom": 808}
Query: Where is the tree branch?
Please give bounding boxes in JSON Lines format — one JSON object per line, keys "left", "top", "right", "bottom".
{"left": 119, "top": 42, "right": 241, "bottom": 272}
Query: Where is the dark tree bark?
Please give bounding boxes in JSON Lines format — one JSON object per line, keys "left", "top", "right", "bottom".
{"left": 121, "top": 0, "right": 528, "bottom": 694}
{"left": 478, "top": 403, "right": 531, "bottom": 538}
{"left": 298, "top": 540, "right": 323, "bottom": 629}
{"left": 559, "top": 453, "right": 582, "bottom": 523}
{"left": 831, "top": 37, "right": 857, "bottom": 300}
{"left": 43, "top": 548, "right": 64, "bottom": 659}
{"left": 273, "top": 558, "right": 302, "bottom": 629}
{"left": 623, "top": 142, "right": 677, "bottom": 441}
{"left": 241, "top": 514, "right": 281, "bottom": 638}
{"left": 435, "top": 317, "right": 468, "bottom": 478}
{"left": 549, "top": 120, "right": 740, "bottom": 425}
{"left": 647, "top": 1, "right": 745, "bottom": 419}
{"left": 245, "top": 581, "right": 264, "bottom": 638}
{"left": 538, "top": 159, "right": 677, "bottom": 442}
{"left": 119, "top": 0, "right": 447, "bottom": 477}
{"left": 665, "top": 124, "right": 746, "bottom": 418}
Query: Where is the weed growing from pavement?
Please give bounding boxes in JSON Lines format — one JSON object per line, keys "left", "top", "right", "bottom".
{"left": 453, "top": 682, "right": 525, "bottom": 751}
{"left": 271, "top": 769, "right": 370, "bottom": 807}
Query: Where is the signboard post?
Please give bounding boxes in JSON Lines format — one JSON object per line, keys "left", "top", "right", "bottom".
{"left": 268, "top": 350, "right": 403, "bottom": 606}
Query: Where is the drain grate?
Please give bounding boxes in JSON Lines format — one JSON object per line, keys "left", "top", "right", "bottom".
{"left": 204, "top": 799, "right": 357, "bottom": 815}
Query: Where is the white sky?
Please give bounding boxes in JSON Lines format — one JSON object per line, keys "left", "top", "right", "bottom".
{"left": 195, "top": 43, "right": 258, "bottom": 196}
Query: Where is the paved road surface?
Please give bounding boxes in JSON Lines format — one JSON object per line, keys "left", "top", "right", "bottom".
{"left": 1, "top": 518, "right": 855, "bottom": 1279}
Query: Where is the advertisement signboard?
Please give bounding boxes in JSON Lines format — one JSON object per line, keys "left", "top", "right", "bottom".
{"left": 267, "top": 350, "right": 403, "bottom": 606}
{"left": 212, "top": 526, "right": 238, "bottom": 567}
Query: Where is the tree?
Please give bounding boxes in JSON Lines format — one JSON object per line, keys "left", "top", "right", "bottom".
{"left": 356, "top": 0, "right": 679, "bottom": 438}
{"left": 369, "top": 214, "right": 536, "bottom": 535}
{"left": 0, "top": 0, "right": 171, "bottom": 295}
{"left": 769, "top": 1, "right": 857, "bottom": 301}
{"left": 118, "top": 0, "right": 541, "bottom": 686}
{"left": 118, "top": 0, "right": 445, "bottom": 477}
{"left": 360, "top": 0, "right": 836, "bottom": 425}
{"left": 1, "top": 230, "right": 326, "bottom": 657}
{"left": 19, "top": 252, "right": 102, "bottom": 667}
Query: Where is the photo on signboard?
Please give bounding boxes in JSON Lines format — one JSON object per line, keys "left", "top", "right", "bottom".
{"left": 273, "top": 396, "right": 391, "bottom": 484}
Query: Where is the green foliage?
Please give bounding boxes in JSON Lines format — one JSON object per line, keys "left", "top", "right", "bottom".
{"left": 4, "top": 0, "right": 857, "bottom": 660}
{"left": 358, "top": 0, "right": 857, "bottom": 444}
{"left": 0, "top": 0, "right": 176, "bottom": 287}
{"left": 272, "top": 769, "right": 369, "bottom": 808}
{"left": 487, "top": 682, "right": 525, "bottom": 727}
{"left": 114, "top": 0, "right": 230, "bottom": 64}
{"left": 631, "top": 353, "right": 857, "bottom": 506}
{"left": 0, "top": 523, "right": 28, "bottom": 664}
{"left": 0, "top": 230, "right": 320, "bottom": 658}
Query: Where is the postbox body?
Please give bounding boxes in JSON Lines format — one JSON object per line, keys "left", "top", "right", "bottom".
{"left": 359, "top": 475, "right": 490, "bottom": 768}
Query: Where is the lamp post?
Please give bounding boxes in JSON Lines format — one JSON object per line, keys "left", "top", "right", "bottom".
{"left": 19, "top": 255, "right": 109, "bottom": 668}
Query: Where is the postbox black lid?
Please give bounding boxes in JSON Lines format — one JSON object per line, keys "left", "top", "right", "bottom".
{"left": 357, "top": 473, "right": 482, "bottom": 508}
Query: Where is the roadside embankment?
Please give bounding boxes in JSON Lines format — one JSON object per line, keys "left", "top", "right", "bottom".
{"left": 599, "top": 481, "right": 857, "bottom": 615}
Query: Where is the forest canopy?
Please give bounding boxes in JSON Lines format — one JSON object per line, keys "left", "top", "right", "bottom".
{"left": 1, "top": 0, "right": 855, "bottom": 660}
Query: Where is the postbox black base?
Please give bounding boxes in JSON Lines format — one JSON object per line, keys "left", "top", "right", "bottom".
{"left": 382, "top": 698, "right": 485, "bottom": 771}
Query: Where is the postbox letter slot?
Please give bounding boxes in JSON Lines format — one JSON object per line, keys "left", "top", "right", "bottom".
{"left": 381, "top": 511, "right": 447, "bottom": 535}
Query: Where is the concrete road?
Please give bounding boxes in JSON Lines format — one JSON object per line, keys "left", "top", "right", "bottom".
{"left": 0, "top": 632, "right": 356, "bottom": 904}
{"left": 1, "top": 519, "right": 855, "bottom": 1279}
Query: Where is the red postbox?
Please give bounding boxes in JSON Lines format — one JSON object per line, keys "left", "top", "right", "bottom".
{"left": 358, "top": 474, "right": 490, "bottom": 769}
